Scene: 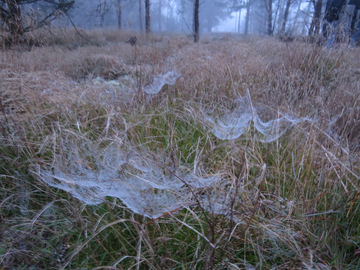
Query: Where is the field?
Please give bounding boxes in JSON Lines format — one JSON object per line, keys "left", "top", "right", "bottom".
{"left": 0, "top": 29, "right": 359, "bottom": 269}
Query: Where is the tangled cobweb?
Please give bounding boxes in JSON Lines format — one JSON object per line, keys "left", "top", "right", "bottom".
{"left": 204, "top": 90, "right": 311, "bottom": 142}
{"left": 33, "top": 88, "right": 311, "bottom": 220}
{"left": 33, "top": 143, "right": 226, "bottom": 219}
{"left": 143, "top": 71, "right": 179, "bottom": 95}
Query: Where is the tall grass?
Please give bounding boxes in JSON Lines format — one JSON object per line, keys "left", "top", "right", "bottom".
{"left": 0, "top": 30, "right": 359, "bottom": 269}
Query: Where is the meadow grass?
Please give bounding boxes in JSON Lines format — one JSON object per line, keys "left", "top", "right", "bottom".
{"left": 0, "top": 29, "right": 359, "bottom": 269}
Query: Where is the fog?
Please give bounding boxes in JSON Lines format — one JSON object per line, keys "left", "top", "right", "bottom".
{"left": 64, "top": 0, "right": 315, "bottom": 36}
{"left": 1, "top": 0, "right": 359, "bottom": 43}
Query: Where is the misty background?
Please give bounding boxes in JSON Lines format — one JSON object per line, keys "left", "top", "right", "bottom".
{"left": 0, "top": 0, "right": 359, "bottom": 45}
{"left": 66, "top": 0, "right": 313, "bottom": 36}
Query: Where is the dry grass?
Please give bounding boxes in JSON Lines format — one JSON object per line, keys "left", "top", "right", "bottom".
{"left": 0, "top": 30, "right": 360, "bottom": 269}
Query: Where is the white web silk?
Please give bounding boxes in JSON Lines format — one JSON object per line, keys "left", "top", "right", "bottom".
{"left": 34, "top": 146, "right": 221, "bottom": 219}
{"left": 34, "top": 90, "right": 310, "bottom": 219}
{"left": 205, "top": 90, "right": 310, "bottom": 142}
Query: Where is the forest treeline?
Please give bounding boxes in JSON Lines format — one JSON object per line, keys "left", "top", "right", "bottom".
{"left": 0, "top": 0, "right": 359, "bottom": 44}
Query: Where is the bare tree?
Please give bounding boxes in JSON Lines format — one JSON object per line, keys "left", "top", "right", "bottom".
{"left": 96, "top": 0, "right": 110, "bottom": 27}
{"left": 236, "top": 9, "right": 241, "bottom": 32}
{"left": 145, "top": 0, "right": 150, "bottom": 33}
{"left": 308, "top": 0, "right": 323, "bottom": 36}
{"left": 117, "top": 0, "right": 122, "bottom": 29}
{"left": 0, "top": 0, "right": 74, "bottom": 44}
{"left": 139, "top": 0, "right": 143, "bottom": 30}
{"left": 2, "top": 0, "right": 23, "bottom": 42}
{"left": 158, "top": 0, "right": 161, "bottom": 31}
{"left": 193, "top": 0, "right": 199, "bottom": 42}
{"left": 265, "top": 0, "right": 273, "bottom": 35}
{"left": 229, "top": 0, "right": 254, "bottom": 35}
{"left": 179, "top": 0, "right": 186, "bottom": 32}
{"left": 272, "top": 0, "right": 282, "bottom": 34}
{"left": 244, "top": 0, "right": 253, "bottom": 35}
{"left": 280, "top": 0, "right": 292, "bottom": 36}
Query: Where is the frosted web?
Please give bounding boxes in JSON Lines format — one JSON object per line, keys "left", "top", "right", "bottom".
{"left": 34, "top": 145, "right": 221, "bottom": 219}
{"left": 205, "top": 90, "right": 311, "bottom": 142}
{"left": 143, "top": 71, "right": 179, "bottom": 94}
{"left": 33, "top": 88, "right": 311, "bottom": 220}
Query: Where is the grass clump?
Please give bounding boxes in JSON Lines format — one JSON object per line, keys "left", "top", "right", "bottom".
{"left": 1, "top": 30, "right": 359, "bottom": 269}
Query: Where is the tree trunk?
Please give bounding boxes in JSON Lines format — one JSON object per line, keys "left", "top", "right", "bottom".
{"left": 309, "top": 0, "right": 323, "bottom": 36}
{"left": 180, "top": 0, "right": 186, "bottom": 32}
{"left": 158, "top": 0, "right": 162, "bottom": 31}
{"left": 266, "top": 0, "right": 273, "bottom": 35}
{"left": 245, "top": 2, "right": 251, "bottom": 35}
{"left": 292, "top": 0, "right": 303, "bottom": 34}
{"left": 117, "top": 0, "right": 122, "bottom": 29}
{"left": 272, "top": 0, "right": 281, "bottom": 34}
{"left": 5, "top": 0, "right": 23, "bottom": 43}
{"left": 1, "top": 0, "right": 74, "bottom": 45}
{"left": 166, "top": 0, "right": 170, "bottom": 31}
{"left": 280, "top": 0, "right": 291, "bottom": 36}
{"left": 193, "top": 0, "right": 199, "bottom": 42}
{"left": 145, "top": 0, "right": 151, "bottom": 34}
{"left": 139, "top": 0, "right": 143, "bottom": 30}
{"left": 238, "top": 9, "right": 242, "bottom": 33}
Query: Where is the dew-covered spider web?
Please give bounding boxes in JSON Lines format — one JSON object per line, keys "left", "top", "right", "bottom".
{"left": 34, "top": 89, "right": 311, "bottom": 220}
{"left": 143, "top": 71, "right": 179, "bottom": 95}
{"left": 204, "top": 90, "right": 311, "bottom": 141}
{"left": 33, "top": 143, "right": 226, "bottom": 219}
